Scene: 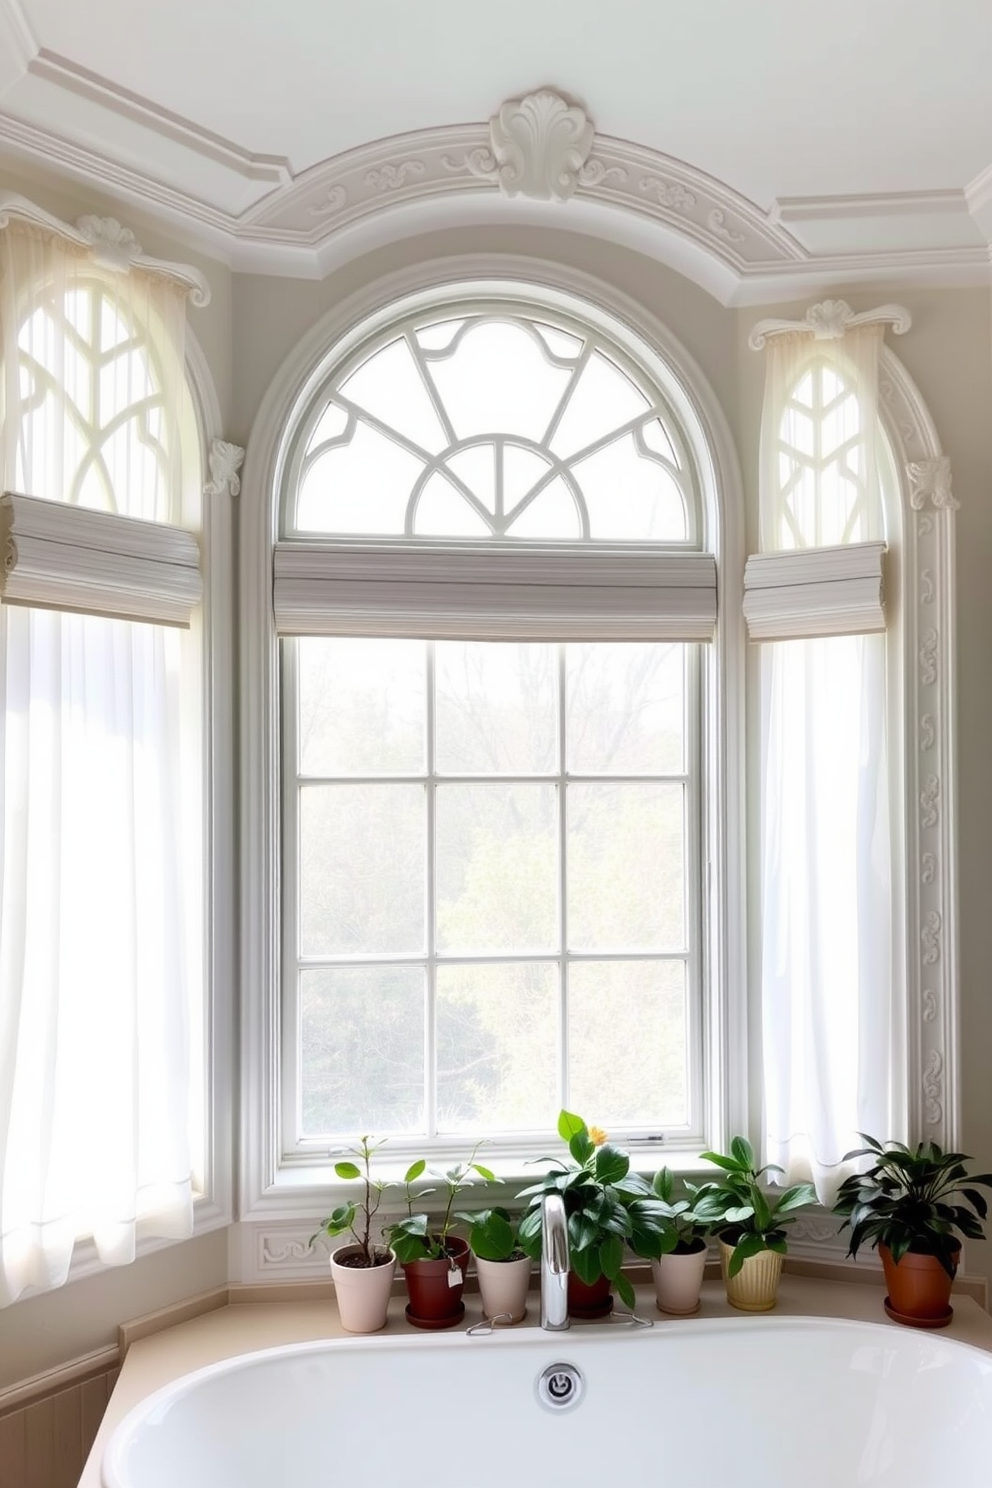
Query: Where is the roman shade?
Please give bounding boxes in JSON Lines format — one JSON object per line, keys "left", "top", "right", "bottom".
{"left": 743, "top": 541, "right": 886, "bottom": 641}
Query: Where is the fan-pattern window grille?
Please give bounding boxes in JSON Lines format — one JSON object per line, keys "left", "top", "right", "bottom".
{"left": 287, "top": 312, "right": 696, "bottom": 544}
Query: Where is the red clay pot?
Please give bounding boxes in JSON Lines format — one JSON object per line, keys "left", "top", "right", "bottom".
{"left": 400, "top": 1236, "right": 471, "bottom": 1329}
{"left": 880, "top": 1242, "right": 958, "bottom": 1326}
{"left": 568, "top": 1270, "right": 613, "bottom": 1319}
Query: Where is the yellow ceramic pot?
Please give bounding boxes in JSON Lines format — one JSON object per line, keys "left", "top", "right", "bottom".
{"left": 718, "top": 1239, "right": 783, "bottom": 1311}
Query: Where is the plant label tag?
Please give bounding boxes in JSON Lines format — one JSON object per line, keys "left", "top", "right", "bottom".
{"left": 447, "top": 1263, "right": 461, "bottom": 1288}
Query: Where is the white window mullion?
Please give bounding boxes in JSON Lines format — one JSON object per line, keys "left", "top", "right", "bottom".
{"left": 557, "top": 643, "right": 569, "bottom": 1113}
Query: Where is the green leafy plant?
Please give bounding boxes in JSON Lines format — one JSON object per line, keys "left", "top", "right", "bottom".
{"left": 692, "top": 1136, "right": 816, "bottom": 1277}
{"left": 832, "top": 1133, "right": 992, "bottom": 1278}
{"left": 460, "top": 1206, "right": 526, "bottom": 1262}
{"left": 516, "top": 1110, "right": 653, "bottom": 1309}
{"left": 629, "top": 1167, "right": 711, "bottom": 1258}
{"left": 309, "top": 1134, "right": 393, "bottom": 1267}
{"left": 384, "top": 1144, "right": 496, "bottom": 1264}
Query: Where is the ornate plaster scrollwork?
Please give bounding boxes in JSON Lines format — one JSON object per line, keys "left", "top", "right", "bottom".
{"left": 922, "top": 988, "right": 938, "bottom": 1022}
{"left": 576, "top": 159, "right": 629, "bottom": 189}
{"left": 365, "top": 161, "right": 426, "bottom": 193}
{"left": 203, "top": 439, "right": 245, "bottom": 498}
{"left": 919, "top": 628, "right": 938, "bottom": 686}
{"left": 748, "top": 299, "right": 911, "bottom": 350}
{"left": 923, "top": 1050, "right": 944, "bottom": 1124}
{"left": 921, "top": 851, "right": 937, "bottom": 885}
{"left": 907, "top": 456, "right": 957, "bottom": 510}
{"left": 921, "top": 910, "right": 942, "bottom": 966}
{"left": 708, "top": 208, "right": 745, "bottom": 244}
{"left": 919, "top": 776, "right": 940, "bottom": 830}
{"left": 639, "top": 176, "right": 696, "bottom": 210}
{"left": 261, "top": 1237, "right": 312, "bottom": 1267}
{"left": 308, "top": 186, "right": 347, "bottom": 218}
{"left": 788, "top": 1217, "right": 839, "bottom": 1244}
{"left": 76, "top": 214, "right": 142, "bottom": 270}
{"left": 920, "top": 568, "right": 934, "bottom": 603}
{"left": 920, "top": 714, "right": 935, "bottom": 750}
{"left": 465, "top": 90, "right": 595, "bottom": 202}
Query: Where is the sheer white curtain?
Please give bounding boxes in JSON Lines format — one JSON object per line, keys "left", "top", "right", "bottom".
{"left": 758, "top": 325, "right": 894, "bottom": 1206}
{"left": 0, "top": 223, "right": 200, "bottom": 1306}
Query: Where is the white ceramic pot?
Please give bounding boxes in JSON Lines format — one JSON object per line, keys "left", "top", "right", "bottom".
{"left": 474, "top": 1254, "right": 531, "bottom": 1324}
{"left": 650, "top": 1242, "right": 708, "bottom": 1315}
{"left": 330, "top": 1244, "right": 396, "bottom": 1333}
{"left": 718, "top": 1239, "right": 783, "bottom": 1312}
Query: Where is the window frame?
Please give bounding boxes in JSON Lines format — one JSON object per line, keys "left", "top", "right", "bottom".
{"left": 237, "top": 258, "right": 747, "bottom": 1225}
{"left": 0, "top": 248, "right": 234, "bottom": 1294}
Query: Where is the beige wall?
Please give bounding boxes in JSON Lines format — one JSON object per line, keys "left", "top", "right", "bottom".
{"left": 1, "top": 170, "right": 991, "bottom": 1391}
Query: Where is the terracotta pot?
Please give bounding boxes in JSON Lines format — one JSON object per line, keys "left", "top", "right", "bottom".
{"left": 474, "top": 1253, "right": 531, "bottom": 1324}
{"left": 400, "top": 1236, "right": 471, "bottom": 1329}
{"left": 329, "top": 1244, "right": 395, "bottom": 1334}
{"left": 719, "top": 1238, "right": 783, "bottom": 1312}
{"left": 568, "top": 1269, "right": 613, "bottom": 1319}
{"left": 651, "top": 1238, "right": 708, "bottom": 1316}
{"left": 880, "top": 1243, "right": 958, "bottom": 1326}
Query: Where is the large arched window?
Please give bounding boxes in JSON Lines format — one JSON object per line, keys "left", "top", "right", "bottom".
{"left": 262, "top": 278, "right": 736, "bottom": 1170}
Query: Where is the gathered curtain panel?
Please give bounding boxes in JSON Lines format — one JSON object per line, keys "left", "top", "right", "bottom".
{"left": 756, "top": 324, "right": 894, "bottom": 1207}
{"left": 0, "top": 220, "right": 200, "bottom": 1306}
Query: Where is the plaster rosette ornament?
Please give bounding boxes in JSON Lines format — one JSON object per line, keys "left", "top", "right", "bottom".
{"left": 468, "top": 90, "right": 594, "bottom": 202}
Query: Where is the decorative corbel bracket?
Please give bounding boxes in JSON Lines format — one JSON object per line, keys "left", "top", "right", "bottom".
{"left": 463, "top": 90, "right": 594, "bottom": 202}
{"left": 203, "top": 439, "right": 245, "bottom": 498}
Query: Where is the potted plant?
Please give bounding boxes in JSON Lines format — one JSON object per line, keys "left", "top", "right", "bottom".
{"left": 692, "top": 1137, "right": 816, "bottom": 1311}
{"left": 461, "top": 1207, "right": 532, "bottom": 1324}
{"left": 310, "top": 1135, "right": 396, "bottom": 1334}
{"left": 517, "top": 1110, "right": 651, "bottom": 1316}
{"left": 832, "top": 1133, "right": 992, "bottom": 1327}
{"left": 384, "top": 1146, "right": 495, "bottom": 1329}
{"left": 630, "top": 1168, "right": 711, "bottom": 1316}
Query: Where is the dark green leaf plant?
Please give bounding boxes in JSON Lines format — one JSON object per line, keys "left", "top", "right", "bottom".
{"left": 516, "top": 1109, "right": 652, "bottom": 1310}
{"left": 692, "top": 1136, "right": 816, "bottom": 1277}
{"left": 384, "top": 1143, "right": 496, "bottom": 1264}
{"left": 309, "top": 1134, "right": 393, "bottom": 1268}
{"left": 628, "top": 1167, "right": 711, "bottom": 1259}
{"left": 832, "top": 1133, "right": 992, "bottom": 1278}
{"left": 459, "top": 1206, "right": 526, "bottom": 1262}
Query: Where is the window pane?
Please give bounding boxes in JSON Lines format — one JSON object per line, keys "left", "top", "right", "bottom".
{"left": 300, "top": 783, "right": 425, "bottom": 954}
{"left": 297, "top": 637, "right": 425, "bottom": 776}
{"left": 566, "top": 643, "right": 684, "bottom": 774}
{"left": 300, "top": 966, "right": 424, "bottom": 1135}
{"left": 572, "top": 434, "right": 687, "bottom": 541}
{"left": 436, "top": 962, "right": 558, "bottom": 1131}
{"left": 567, "top": 782, "right": 685, "bottom": 950}
{"left": 436, "top": 783, "right": 558, "bottom": 953}
{"left": 568, "top": 960, "right": 687, "bottom": 1126}
{"left": 435, "top": 641, "right": 557, "bottom": 775}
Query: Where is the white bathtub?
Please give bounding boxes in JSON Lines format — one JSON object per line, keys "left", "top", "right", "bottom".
{"left": 103, "top": 1316, "right": 992, "bottom": 1488}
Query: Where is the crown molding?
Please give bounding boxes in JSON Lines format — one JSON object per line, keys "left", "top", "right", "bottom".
{"left": 0, "top": 81, "right": 990, "bottom": 300}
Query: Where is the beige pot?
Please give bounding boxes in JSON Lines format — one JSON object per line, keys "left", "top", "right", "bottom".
{"left": 718, "top": 1239, "right": 783, "bottom": 1312}
{"left": 330, "top": 1244, "right": 396, "bottom": 1333}
{"left": 474, "top": 1253, "right": 531, "bottom": 1323}
{"left": 650, "top": 1242, "right": 708, "bottom": 1315}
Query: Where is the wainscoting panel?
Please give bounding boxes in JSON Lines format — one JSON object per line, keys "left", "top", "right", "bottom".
{"left": 0, "top": 1363, "right": 119, "bottom": 1488}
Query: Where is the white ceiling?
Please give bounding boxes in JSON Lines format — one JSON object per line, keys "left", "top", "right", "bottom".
{"left": 1, "top": 0, "right": 991, "bottom": 294}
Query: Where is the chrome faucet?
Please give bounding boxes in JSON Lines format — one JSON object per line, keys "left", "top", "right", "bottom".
{"left": 541, "top": 1192, "right": 570, "bottom": 1330}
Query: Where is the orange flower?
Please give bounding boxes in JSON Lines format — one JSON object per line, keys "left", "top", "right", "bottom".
{"left": 588, "top": 1125, "right": 608, "bottom": 1147}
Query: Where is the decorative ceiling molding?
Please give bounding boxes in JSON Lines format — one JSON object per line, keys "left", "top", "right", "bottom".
{"left": 203, "top": 439, "right": 245, "bottom": 499}
{"left": 0, "top": 191, "right": 211, "bottom": 303}
{"left": 748, "top": 299, "right": 912, "bottom": 350}
{"left": 0, "top": 77, "right": 990, "bottom": 298}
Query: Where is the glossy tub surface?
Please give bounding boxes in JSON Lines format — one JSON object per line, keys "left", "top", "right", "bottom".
{"left": 103, "top": 1315, "right": 992, "bottom": 1488}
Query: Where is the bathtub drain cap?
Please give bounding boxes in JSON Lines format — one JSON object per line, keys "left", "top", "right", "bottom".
{"left": 536, "top": 1362, "right": 584, "bottom": 1411}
